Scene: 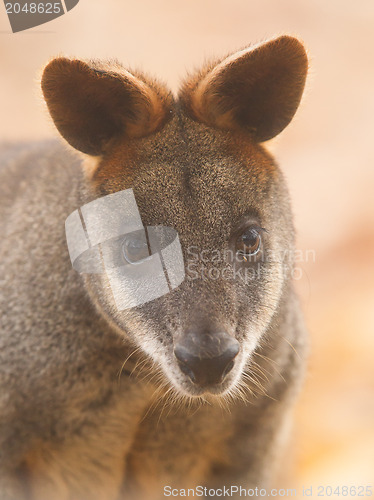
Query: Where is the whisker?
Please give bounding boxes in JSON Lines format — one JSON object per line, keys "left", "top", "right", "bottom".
{"left": 117, "top": 346, "right": 142, "bottom": 383}
{"left": 279, "top": 335, "right": 302, "bottom": 360}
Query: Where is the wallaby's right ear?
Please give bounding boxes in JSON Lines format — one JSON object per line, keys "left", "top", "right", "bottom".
{"left": 41, "top": 58, "right": 173, "bottom": 156}
{"left": 179, "top": 36, "right": 308, "bottom": 142}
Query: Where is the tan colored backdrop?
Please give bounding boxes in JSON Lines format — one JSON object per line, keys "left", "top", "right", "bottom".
{"left": 1, "top": 0, "right": 373, "bottom": 491}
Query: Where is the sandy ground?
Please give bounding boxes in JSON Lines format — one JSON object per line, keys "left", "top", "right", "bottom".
{"left": 0, "top": 0, "right": 373, "bottom": 493}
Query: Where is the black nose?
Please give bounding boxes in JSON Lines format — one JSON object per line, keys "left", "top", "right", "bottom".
{"left": 174, "top": 331, "right": 239, "bottom": 387}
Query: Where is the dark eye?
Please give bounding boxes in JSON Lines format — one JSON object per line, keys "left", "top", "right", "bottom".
{"left": 122, "top": 233, "right": 150, "bottom": 264}
{"left": 236, "top": 227, "right": 262, "bottom": 258}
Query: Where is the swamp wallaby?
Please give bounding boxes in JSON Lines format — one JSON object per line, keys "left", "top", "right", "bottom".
{"left": 0, "top": 35, "right": 308, "bottom": 500}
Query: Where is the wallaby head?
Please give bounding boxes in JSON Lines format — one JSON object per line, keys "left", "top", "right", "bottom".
{"left": 41, "top": 35, "right": 308, "bottom": 400}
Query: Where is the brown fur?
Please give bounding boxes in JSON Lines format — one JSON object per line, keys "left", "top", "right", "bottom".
{"left": 180, "top": 35, "right": 308, "bottom": 141}
{"left": 42, "top": 58, "right": 174, "bottom": 156}
{"left": 0, "top": 36, "right": 308, "bottom": 500}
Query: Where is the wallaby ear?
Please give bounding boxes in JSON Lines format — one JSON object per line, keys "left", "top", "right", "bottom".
{"left": 41, "top": 58, "right": 173, "bottom": 156}
{"left": 179, "top": 36, "right": 308, "bottom": 142}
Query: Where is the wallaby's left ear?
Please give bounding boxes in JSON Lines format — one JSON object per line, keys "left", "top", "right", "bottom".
{"left": 179, "top": 35, "right": 308, "bottom": 142}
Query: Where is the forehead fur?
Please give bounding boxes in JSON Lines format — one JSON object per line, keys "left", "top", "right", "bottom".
{"left": 93, "top": 113, "right": 280, "bottom": 238}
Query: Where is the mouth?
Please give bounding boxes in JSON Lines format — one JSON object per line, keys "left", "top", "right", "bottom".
{"left": 179, "top": 381, "right": 235, "bottom": 397}
{"left": 173, "top": 374, "right": 239, "bottom": 398}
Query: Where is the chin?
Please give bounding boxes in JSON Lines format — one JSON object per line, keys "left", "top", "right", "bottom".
{"left": 166, "top": 366, "right": 244, "bottom": 400}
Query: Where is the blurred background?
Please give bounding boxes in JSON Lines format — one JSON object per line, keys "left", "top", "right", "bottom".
{"left": 1, "top": 0, "right": 373, "bottom": 493}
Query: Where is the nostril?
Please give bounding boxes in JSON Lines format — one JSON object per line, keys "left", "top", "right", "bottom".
{"left": 176, "top": 360, "right": 196, "bottom": 383}
{"left": 174, "top": 345, "right": 197, "bottom": 383}
{"left": 173, "top": 345, "right": 191, "bottom": 365}
{"left": 218, "top": 343, "right": 239, "bottom": 382}
{"left": 221, "top": 359, "right": 235, "bottom": 381}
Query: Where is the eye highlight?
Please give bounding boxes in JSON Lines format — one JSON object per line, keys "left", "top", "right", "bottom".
{"left": 236, "top": 226, "right": 264, "bottom": 259}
